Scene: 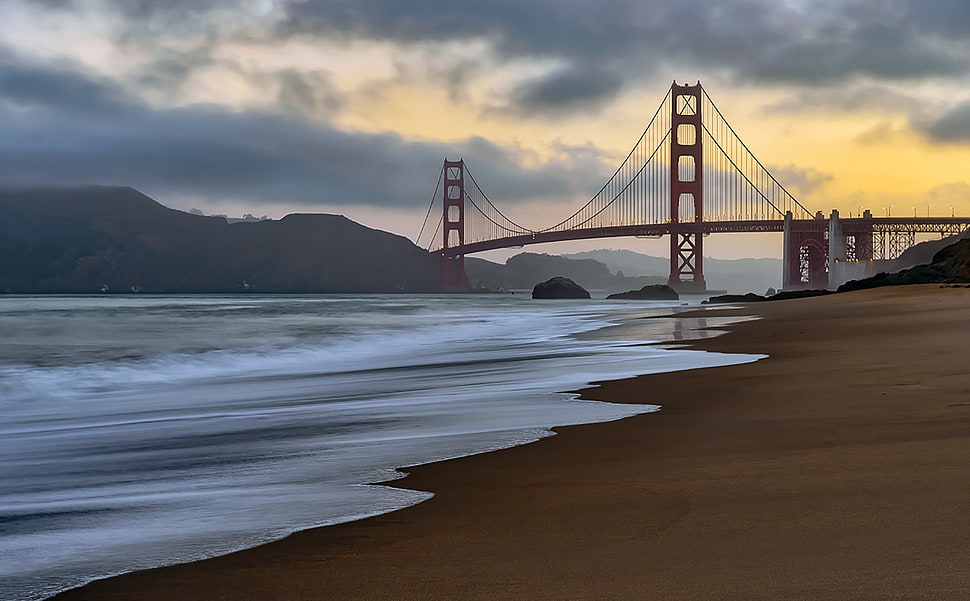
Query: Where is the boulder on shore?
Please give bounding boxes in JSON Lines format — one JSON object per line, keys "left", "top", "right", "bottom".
{"left": 606, "top": 284, "right": 679, "bottom": 300}
{"left": 532, "top": 276, "right": 591, "bottom": 299}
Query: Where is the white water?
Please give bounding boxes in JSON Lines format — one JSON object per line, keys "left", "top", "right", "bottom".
{"left": 0, "top": 294, "right": 761, "bottom": 601}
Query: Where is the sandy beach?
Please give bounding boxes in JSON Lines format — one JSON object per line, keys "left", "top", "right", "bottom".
{"left": 51, "top": 285, "right": 970, "bottom": 601}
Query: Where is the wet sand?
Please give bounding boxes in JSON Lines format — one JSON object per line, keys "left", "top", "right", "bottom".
{"left": 52, "top": 285, "right": 970, "bottom": 600}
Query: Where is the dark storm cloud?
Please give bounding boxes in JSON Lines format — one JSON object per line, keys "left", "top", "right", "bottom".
{"left": 22, "top": 0, "right": 970, "bottom": 116}
{"left": 506, "top": 64, "right": 624, "bottom": 114}
{"left": 280, "top": 0, "right": 970, "bottom": 92}
{"left": 0, "top": 48, "right": 134, "bottom": 114}
{"left": 46, "top": 0, "right": 229, "bottom": 16}
{"left": 0, "top": 54, "right": 610, "bottom": 209}
{"left": 276, "top": 69, "right": 342, "bottom": 116}
{"left": 920, "top": 101, "right": 970, "bottom": 143}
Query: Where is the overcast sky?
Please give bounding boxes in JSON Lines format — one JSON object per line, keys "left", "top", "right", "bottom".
{"left": 2, "top": 0, "right": 969, "bottom": 259}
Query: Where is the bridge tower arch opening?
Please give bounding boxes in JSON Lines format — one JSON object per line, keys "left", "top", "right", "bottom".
{"left": 668, "top": 82, "right": 706, "bottom": 292}
{"left": 798, "top": 239, "right": 828, "bottom": 289}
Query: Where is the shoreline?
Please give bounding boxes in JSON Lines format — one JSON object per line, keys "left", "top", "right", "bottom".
{"left": 30, "top": 299, "right": 740, "bottom": 601}
{"left": 51, "top": 285, "right": 970, "bottom": 600}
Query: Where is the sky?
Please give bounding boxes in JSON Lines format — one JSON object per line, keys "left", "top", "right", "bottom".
{"left": 2, "top": 0, "right": 970, "bottom": 260}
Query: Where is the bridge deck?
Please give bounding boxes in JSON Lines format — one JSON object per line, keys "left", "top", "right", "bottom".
{"left": 438, "top": 217, "right": 970, "bottom": 257}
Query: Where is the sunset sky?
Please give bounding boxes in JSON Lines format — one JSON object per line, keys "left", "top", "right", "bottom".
{"left": 2, "top": 0, "right": 969, "bottom": 259}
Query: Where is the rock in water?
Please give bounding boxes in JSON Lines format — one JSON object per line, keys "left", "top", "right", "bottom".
{"left": 532, "top": 276, "right": 591, "bottom": 299}
{"left": 606, "top": 284, "right": 679, "bottom": 300}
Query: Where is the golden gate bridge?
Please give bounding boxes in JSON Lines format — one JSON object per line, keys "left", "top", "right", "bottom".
{"left": 416, "top": 82, "right": 970, "bottom": 292}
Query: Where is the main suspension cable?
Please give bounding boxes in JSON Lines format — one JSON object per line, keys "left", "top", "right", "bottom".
{"left": 416, "top": 165, "right": 444, "bottom": 247}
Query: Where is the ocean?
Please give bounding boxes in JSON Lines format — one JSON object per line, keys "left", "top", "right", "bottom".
{"left": 0, "top": 294, "right": 761, "bottom": 601}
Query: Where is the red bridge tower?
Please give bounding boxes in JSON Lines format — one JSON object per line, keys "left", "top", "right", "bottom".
{"left": 668, "top": 82, "right": 706, "bottom": 292}
{"left": 441, "top": 159, "right": 468, "bottom": 292}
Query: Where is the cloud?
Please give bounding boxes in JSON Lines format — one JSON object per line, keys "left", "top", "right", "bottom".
{"left": 280, "top": 0, "right": 970, "bottom": 88}
{"left": 0, "top": 47, "right": 135, "bottom": 114}
{"left": 764, "top": 83, "right": 926, "bottom": 115}
{"left": 0, "top": 52, "right": 613, "bottom": 211}
{"left": 768, "top": 164, "right": 834, "bottom": 196}
{"left": 853, "top": 121, "right": 911, "bottom": 145}
{"left": 920, "top": 100, "right": 970, "bottom": 143}
{"left": 273, "top": 69, "right": 342, "bottom": 116}
{"left": 505, "top": 63, "right": 624, "bottom": 115}
{"left": 11, "top": 0, "right": 970, "bottom": 117}
{"left": 928, "top": 182, "right": 970, "bottom": 206}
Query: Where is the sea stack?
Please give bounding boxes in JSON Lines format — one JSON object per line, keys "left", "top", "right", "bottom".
{"left": 532, "top": 276, "right": 591, "bottom": 299}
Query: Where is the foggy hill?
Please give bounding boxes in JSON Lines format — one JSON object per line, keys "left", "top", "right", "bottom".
{"left": 0, "top": 186, "right": 439, "bottom": 293}
{"left": 563, "top": 249, "right": 783, "bottom": 294}
{"left": 465, "top": 253, "right": 666, "bottom": 292}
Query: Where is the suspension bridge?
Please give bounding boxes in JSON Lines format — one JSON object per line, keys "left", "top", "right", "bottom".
{"left": 416, "top": 82, "right": 970, "bottom": 292}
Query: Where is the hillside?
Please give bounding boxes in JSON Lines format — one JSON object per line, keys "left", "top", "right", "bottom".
{"left": 465, "top": 253, "right": 666, "bottom": 292}
{"left": 563, "top": 249, "right": 782, "bottom": 294}
{"left": 0, "top": 186, "right": 439, "bottom": 293}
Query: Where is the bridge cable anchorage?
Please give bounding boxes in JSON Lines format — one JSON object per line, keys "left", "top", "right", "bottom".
{"left": 537, "top": 89, "right": 673, "bottom": 233}
{"left": 417, "top": 165, "right": 445, "bottom": 250}
{"left": 700, "top": 89, "right": 813, "bottom": 219}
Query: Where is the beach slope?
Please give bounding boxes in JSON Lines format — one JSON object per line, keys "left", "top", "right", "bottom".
{"left": 52, "top": 285, "right": 970, "bottom": 600}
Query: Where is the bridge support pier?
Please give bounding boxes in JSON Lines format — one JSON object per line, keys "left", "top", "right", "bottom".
{"left": 782, "top": 211, "right": 793, "bottom": 289}
{"left": 827, "top": 209, "right": 843, "bottom": 289}
{"left": 783, "top": 212, "right": 828, "bottom": 290}
{"left": 668, "top": 231, "right": 706, "bottom": 292}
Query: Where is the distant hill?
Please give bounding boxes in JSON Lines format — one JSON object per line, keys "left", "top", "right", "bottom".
{"left": 466, "top": 253, "right": 666, "bottom": 292}
{"left": 0, "top": 186, "right": 439, "bottom": 293}
{"left": 563, "top": 249, "right": 782, "bottom": 295}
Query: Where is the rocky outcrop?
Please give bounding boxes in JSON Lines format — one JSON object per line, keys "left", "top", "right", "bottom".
{"left": 703, "top": 289, "right": 834, "bottom": 304}
{"left": 532, "top": 276, "right": 590, "bottom": 299}
{"left": 839, "top": 238, "right": 970, "bottom": 293}
{"left": 703, "top": 292, "right": 766, "bottom": 304}
{"left": 768, "top": 289, "right": 835, "bottom": 301}
{"left": 701, "top": 240, "right": 970, "bottom": 303}
{"left": 891, "top": 229, "right": 970, "bottom": 272}
{"left": 606, "top": 284, "right": 679, "bottom": 300}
